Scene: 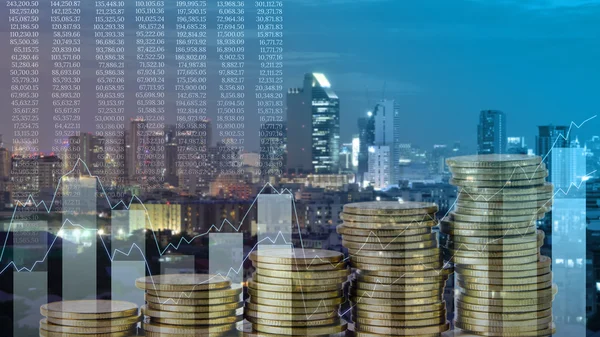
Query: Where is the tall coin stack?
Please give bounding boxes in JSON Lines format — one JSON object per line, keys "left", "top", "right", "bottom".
{"left": 136, "top": 274, "right": 243, "bottom": 337}
{"left": 40, "top": 300, "right": 139, "bottom": 337}
{"left": 245, "top": 249, "right": 349, "bottom": 336}
{"left": 339, "top": 201, "right": 452, "bottom": 336}
{"left": 444, "top": 154, "right": 556, "bottom": 337}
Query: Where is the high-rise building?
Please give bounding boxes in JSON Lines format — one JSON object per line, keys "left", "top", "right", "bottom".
{"left": 364, "top": 145, "right": 391, "bottom": 190}
{"left": 0, "top": 146, "right": 11, "bottom": 180}
{"left": 164, "top": 125, "right": 178, "bottom": 187}
{"left": 66, "top": 134, "right": 105, "bottom": 176}
{"left": 177, "top": 120, "right": 211, "bottom": 195}
{"left": 286, "top": 73, "right": 340, "bottom": 174}
{"left": 536, "top": 125, "right": 570, "bottom": 179}
{"left": 339, "top": 143, "right": 353, "bottom": 172}
{"left": 507, "top": 137, "right": 528, "bottom": 154}
{"left": 477, "top": 110, "right": 506, "bottom": 154}
{"left": 372, "top": 99, "right": 401, "bottom": 185}
{"left": 357, "top": 113, "right": 375, "bottom": 182}
{"left": 259, "top": 122, "right": 286, "bottom": 179}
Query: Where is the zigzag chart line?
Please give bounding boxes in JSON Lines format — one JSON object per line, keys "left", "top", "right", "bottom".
{"left": 0, "top": 115, "right": 597, "bottom": 318}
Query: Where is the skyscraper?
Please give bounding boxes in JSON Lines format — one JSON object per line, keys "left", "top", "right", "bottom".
{"left": 286, "top": 73, "right": 340, "bottom": 174}
{"left": 357, "top": 113, "right": 375, "bottom": 182}
{"left": 507, "top": 137, "right": 528, "bottom": 154}
{"left": 372, "top": 99, "right": 401, "bottom": 185}
{"left": 364, "top": 145, "right": 391, "bottom": 189}
{"left": 477, "top": 110, "right": 506, "bottom": 154}
{"left": 536, "top": 125, "right": 570, "bottom": 179}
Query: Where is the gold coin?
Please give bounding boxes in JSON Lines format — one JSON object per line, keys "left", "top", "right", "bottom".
{"left": 145, "top": 293, "right": 239, "bottom": 306}
{"left": 338, "top": 221, "right": 436, "bottom": 231}
{"left": 450, "top": 212, "right": 544, "bottom": 223}
{"left": 457, "top": 183, "right": 553, "bottom": 196}
{"left": 252, "top": 320, "right": 347, "bottom": 335}
{"left": 457, "top": 190, "right": 553, "bottom": 203}
{"left": 252, "top": 273, "right": 347, "bottom": 286}
{"left": 343, "top": 201, "right": 438, "bottom": 216}
{"left": 448, "top": 231, "right": 540, "bottom": 246}
{"left": 456, "top": 273, "right": 552, "bottom": 285}
{"left": 244, "top": 307, "right": 337, "bottom": 321}
{"left": 144, "top": 332, "right": 235, "bottom": 337}
{"left": 45, "top": 315, "right": 140, "bottom": 327}
{"left": 352, "top": 295, "right": 442, "bottom": 306}
{"left": 255, "top": 267, "right": 350, "bottom": 280}
{"left": 350, "top": 254, "right": 441, "bottom": 265}
{"left": 354, "top": 316, "right": 445, "bottom": 327}
{"left": 457, "top": 267, "right": 551, "bottom": 279}
{"left": 357, "top": 267, "right": 454, "bottom": 278}
{"left": 459, "top": 284, "right": 557, "bottom": 299}
{"left": 151, "top": 315, "right": 242, "bottom": 326}
{"left": 350, "top": 287, "right": 442, "bottom": 299}
{"left": 451, "top": 177, "right": 547, "bottom": 188}
{"left": 354, "top": 322, "right": 449, "bottom": 335}
{"left": 248, "top": 296, "right": 343, "bottom": 307}
{"left": 146, "top": 301, "right": 242, "bottom": 313}
{"left": 247, "top": 279, "right": 340, "bottom": 293}
{"left": 449, "top": 162, "right": 546, "bottom": 174}
{"left": 357, "top": 274, "right": 449, "bottom": 285}
{"left": 442, "top": 238, "right": 542, "bottom": 252}
{"left": 245, "top": 316, "right": 339, "bottom": 327}
{"left": 455, "top": 322, "right": 556, "bottom": 337}
{"left": 41, "top": 300, "right": 138, "bottom": 320}
{"left": 352, "top": 308, "right": 446, "bottom": 320}
{"left": 457, "top": 280, "right": 553, "bottom": 292}
{"left": 456, "top": 293, "right": 553, "bottom": 307}
{"left": 442, "top": 226, "right": 538, "bottom": 237}
{"left": 456, "top": 300, "right": 552, "bottom": 313}
{"left": 342, "top": 239, "right": 438, "bottom": 250}
{"left": 247, "top": 287, "right": 342, "bottom": 300}
{"left": 454, "top": 206, "right": 550, "bottom": 217}
{"left": 39, "top": 329, "right": 135, "bottom": 337}
{"left": 441, "top": 218, "right": 536, "bottom": 230}
{"left": 341, "top": 213, "right": 435, "bottom": 223}
{"left": 245, "top": 301, "right": 337, "bottom": 315}
{"left": 252, "top": 261, "right": 346, "bottom": 271}
{"left": 338, "top": 226, "right": 435, "bottom": 238}
{"left": 143, "top": 321, "right": 236, "bottom": 334}
{"left": 145, "top": 284, "right": 242, "bottom": 299}
{"left": 456, "top": 199, "right": 552, "bottom": 210}
{"left": 348, "top": 248, "right": 440, "bottom": 259}
{"left": 354, "top": 302, "right": 445, "bottom": 314}
{"left": 135, "top": 274, "right": 230, "bottom": 292}
{"left": 449, "top": 248, "right": 539, "bottom": 259}
{"left": 451, "top": 253, "right": 539, "bottom": 265}
{"left": 459, "top": 308, "right": 552, "bottom": 321}
{"left": 351, "top": 280, "right": 446, "bottom": 292}
{"left": 351, "top": 260, "right": 443, "bottom": 272}
{"left": 141, "top": 305, "right": 237, "bottom": 319}
{"left": 40, "top": 319, "right": 133, "bottom": 334}
{"left": 249, "top": 249, "right": 343, "bottom": 265}
{"left": 456, "top": 254, "right": 550, "bottom": 271}
{"left": 451, "top": 170, "right": 548, "bottom": 181}
{"left": 351, "top": 331, "right": 441, "bottom": 337}
{"left": 446, "top": 154, "right": 542, "bottom": 168}
{"left": 456, "top": 315, "right": 552, "bottom": 328}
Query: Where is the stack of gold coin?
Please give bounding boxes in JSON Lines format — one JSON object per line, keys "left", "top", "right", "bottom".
{"left": 245, "top": 249, "right": 349, "bottom": 336}
{"left": 445, "top": 154, "right": 556, "bottom": 337}
{"left": 39, "top": 300, "right": 139, "bottom": 337}
{"left": 135, "top": 274, "right": 243, "bottom": 337}
{"left": 338, "top": 201, "right": 452, "bottom": 337}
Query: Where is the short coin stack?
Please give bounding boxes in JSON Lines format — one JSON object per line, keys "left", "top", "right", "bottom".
{"left": 444, "top": 154, "right": 556, "bottom": 337}
{"left": 40, "top": 300, "right": 139, "bottom": 337}
{"left": 136, "top": 274, "right": 243, "bottom": 337}
{"left": 245, "top": 249, "right": 349, "bottom": 336}
{"left": 338, "top": 201, "right": 452, "bottom": 337}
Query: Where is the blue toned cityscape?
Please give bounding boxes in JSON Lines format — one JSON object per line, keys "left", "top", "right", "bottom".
{"left": 1, "top": 0, "right": 599, "bottom": 336}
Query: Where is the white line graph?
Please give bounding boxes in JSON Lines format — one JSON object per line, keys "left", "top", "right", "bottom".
{"left": 0, "top": 115, "right": 596, "bottom": 318}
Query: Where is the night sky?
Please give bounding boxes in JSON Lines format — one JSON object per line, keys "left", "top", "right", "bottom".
{"left": 1, "top": 0, "right": 599, "bottom": 152}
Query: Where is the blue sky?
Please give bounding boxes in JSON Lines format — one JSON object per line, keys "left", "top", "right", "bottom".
{"left": 283, "top": 0, "right": 600, "bottom": 150}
